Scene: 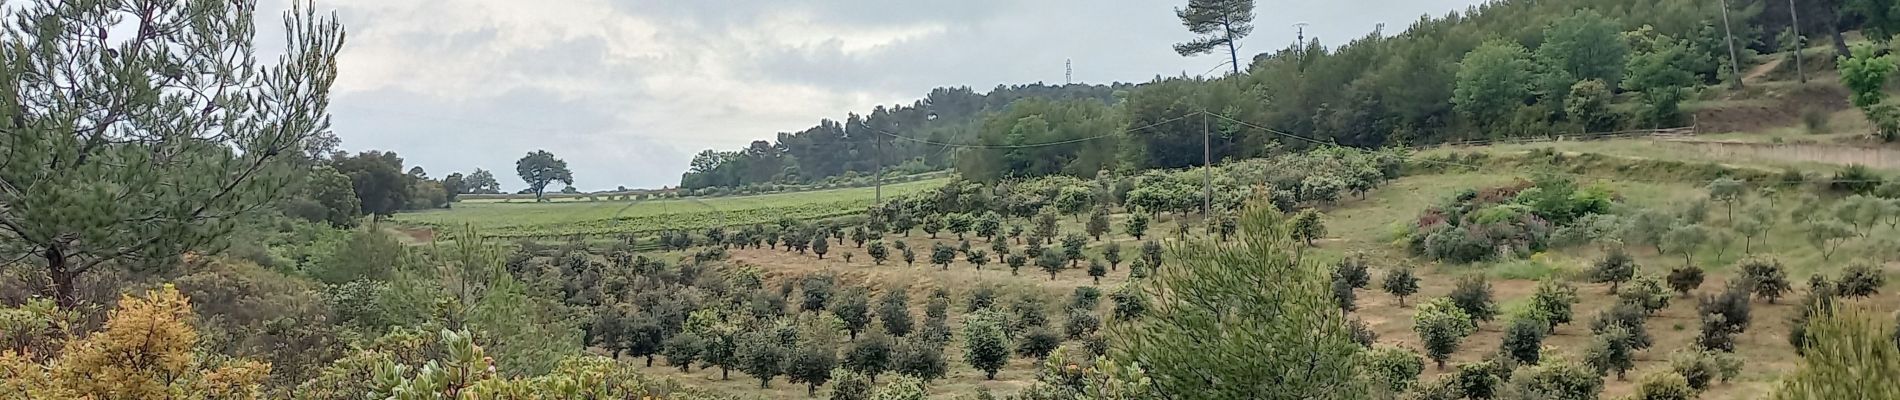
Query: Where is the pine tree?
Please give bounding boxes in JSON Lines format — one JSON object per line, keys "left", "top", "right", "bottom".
{"left": 5, "top": 1, "right": 346, "bottom": 307}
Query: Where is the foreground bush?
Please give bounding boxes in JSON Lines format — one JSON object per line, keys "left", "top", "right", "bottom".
{"left": 1775, "top": 305, "right": 1900, "bottom": 399}
{"left": 0, "top": 286, "right": 270, "bottom": 399}
{"left": 1109, "top": 204, "right": 1362, "bottom": 398}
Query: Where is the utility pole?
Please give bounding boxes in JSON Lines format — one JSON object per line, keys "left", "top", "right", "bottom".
{"left": 1720, "top": 0, "right": 1744, "bottom": 89}
{"left": 1789, "top": 0, "right": 1806, "bottom": 83}
{"left": 875, "top": 130, "right": 882, "bottom": 204}
{"left": 868, "top": 121, "right": 883, "bottom": 205}
{"left": 1201, "top": 110, "right": 1211, "bottom": 231}
{"left": 1293, "top": 22, "right": 1309, "bottom": 64}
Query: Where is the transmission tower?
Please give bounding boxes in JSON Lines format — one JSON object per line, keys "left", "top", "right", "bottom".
{"left": 1065, "top": 58, "right": 1072, "bottom": 85}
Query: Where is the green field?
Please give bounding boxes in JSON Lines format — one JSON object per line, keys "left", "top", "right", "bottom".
{"left": 393, "top": 178, "right": 950, "bottom": 238}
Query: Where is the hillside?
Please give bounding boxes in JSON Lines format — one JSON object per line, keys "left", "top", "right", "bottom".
{"left": 13, "top": 0, "right": 1900, "bottom": 399}
{"left": 681, "top": 0, "right": 1858, "bottom": 190}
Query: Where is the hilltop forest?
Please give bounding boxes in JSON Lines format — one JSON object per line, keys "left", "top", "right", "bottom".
{"left": 683, "top": 0, "right": 1857, "bottom": 189}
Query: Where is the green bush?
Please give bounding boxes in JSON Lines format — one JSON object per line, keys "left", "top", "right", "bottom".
{"left": 1802, "top": 108, "right": 1831, "bottom": 134}
{"left": 1501, "top": 315, "right": 1549, "bottom": 364}
{"left": 1632, "top": 370, "right": 1697, "bottom": 400}
{"left": 1774, "top": 306, "right": 1900, "bottom": 399}
{"left": 1450, "top": 275, "right": 1499, "bottom": 322}
{"left": 1360, "top": 345, "right": 1425, "bottom": 393}
{"left": 1502, "top": 360, "right": 1603, "bottom": 400}
{"left": 1831, "top": 164, "right": 1883, "bottom": 194}
{"left": 1836, "top": 264, "right": 1886, "bottom": 298}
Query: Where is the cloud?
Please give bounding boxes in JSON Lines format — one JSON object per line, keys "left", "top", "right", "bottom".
{"left": 280, "top": 0, "right": 1485, "bottom": 190}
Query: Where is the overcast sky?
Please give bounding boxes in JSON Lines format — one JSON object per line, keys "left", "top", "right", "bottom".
{"left": 290, "top": 0, "right": 1483, "bottom": 191}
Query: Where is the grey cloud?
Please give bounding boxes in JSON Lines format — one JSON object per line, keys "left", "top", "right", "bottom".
{"left": 310, "top": 0, "right": 1486, "bottom": 189}
{"left": 608, "top": 0, "right": 1017, "bottom": 28}
{"left": 330, "top": 86, "right": 688, "bottom": 190}
{"left": 391, "top": 26, "right": 500, "bottom": 55}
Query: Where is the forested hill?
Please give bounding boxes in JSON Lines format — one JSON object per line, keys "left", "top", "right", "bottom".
{"left": 684, "top": 0, "right": 1854, "bottom": 188}
{"left": 677, "top": 83, "right": 1129, "bottom": 190}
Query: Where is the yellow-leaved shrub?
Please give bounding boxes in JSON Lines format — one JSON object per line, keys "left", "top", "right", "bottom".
{"left": 0, "top": 285, "right": 271, "bottom": 399}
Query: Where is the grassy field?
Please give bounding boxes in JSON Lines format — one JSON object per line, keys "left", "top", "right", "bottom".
{"left": 393, "top": 178, "right": 950, "bottom": 238}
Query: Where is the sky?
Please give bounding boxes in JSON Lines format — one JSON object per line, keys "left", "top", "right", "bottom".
{"left": 279, "top": 0, "right": 1485, "bottom": 191}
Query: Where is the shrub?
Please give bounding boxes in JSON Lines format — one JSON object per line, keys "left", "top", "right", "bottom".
{"left": 1592, "top": 303, "right": 1653, "bottom": 350}
{"left": 1015, "top": 328, "right": 1061, "bottom": 360}
{"left": 1450, "top": 275, "right": 1499, "bottom": 322}
{"left": 1787, "top": 286, "right": 1838, "bottom": 354}
{"left": 889, "top": 338, "right": 945, "bottom": 382}
{"left": 1873, "top": 102, "right": 1900, "bottom": 142}
{"left": 1501, "top": 316, "right": 1550, "bottom": 365}
{"left": 1068, "top": 286, "right": 1102, "bottom": 311}
{"left": 1416, "top": 298, "right": 1479, "bottom": 369}
{"left": 1449, "top": 360, "right": 1506, "bottom": 400}
{"left": 1332, "top": 278, "right": 1358, "bottom": 313}
{"left": 960, "top": 310, "right": 1011, "bottom": 380}
{"left": 967, "top": 286, "right": 996, "bottom": 313}
{"left": 842, "top": 333, "right": 893, "bottom": 378}
{"left": 1110, "top": 285, "right": 1146, "bottom": 320}
{"left": 1333, "top": 253, "right": 1373, "bottom": 289}
{"left": 1361, "top": 345, "right": 1426, "bottom": 393}
{"left": 870, "top": 375, "right": 929, "bottom": 399}
{"left": 1836, "top": 264, "right": 1885, "bottom": 298}
{"left": 1383, "top": 268, "right": 1422, "bottom": 306}
{"left": 1669, "top": 349, "right": 1743, "bottom": 391}
{"left": 1421, "top": 226, "right": 1495, "bottom": 263}
{"left": 1591, "top": 249, "right": 1638, "bottom": 293}
{"left": 1063, "top": 308, "right": 1100, "bottom": 339}
{"left": 1620, "top": 275, "right": 1673, "bottom": 315}
{"left": 1502, "top": 360, "right": 1603, "bottom": 400}
{"left": 1631, "top": 370, "right": 1696, "bottom": 400}
{"left": 1526, "top": 278, "right": 1579, "bottom": 329}
{"left": 1802, "top": 107, "right": 1831, "bottom": 134}
{"left": 1831, "top": 164, "right": 1883, "bottom": 194}
{"left": 1666, "top": 266, "right": 1705, "bottom": 296}
{"left": 830, "top": 369, "right": 872, "bottom": 400}
{"left": 1696, "top": 282, "right": 1753, "bottom": 352}
{"left": 787, "top": 345, "right": 840, "bottom": 396}
{"left": 1739, "top": 259, "right": 1792, "bottom": 303}
{"left": 1349, "top": 318, "right": 1378, "bottom": 348}
{"left": 1584, "top": 326, "right": 1636, "bottom": 380}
